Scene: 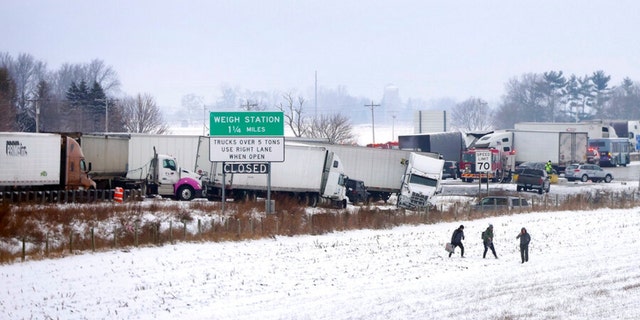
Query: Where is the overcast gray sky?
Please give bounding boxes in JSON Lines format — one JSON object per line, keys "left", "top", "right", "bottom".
{"left": 3, "top": 1, "right": 640, "bottom": 109}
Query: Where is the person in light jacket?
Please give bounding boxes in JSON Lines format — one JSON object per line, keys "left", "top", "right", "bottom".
{"left": 449, "top": 225, "right": 465, "bottom": 258}
{"left": 516, "top": 227, "right": 531, "bottom": 263}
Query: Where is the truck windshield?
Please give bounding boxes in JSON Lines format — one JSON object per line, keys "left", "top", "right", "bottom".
{"left": 462, "top": 153, "right": 475, "bottom": 162}
{"left": 409, "top": 174, "right": 438, "bottom": 187}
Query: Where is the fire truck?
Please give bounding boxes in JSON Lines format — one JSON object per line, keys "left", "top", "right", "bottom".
{"left": 460, "top": 148, "right": 515, "bottom": 183}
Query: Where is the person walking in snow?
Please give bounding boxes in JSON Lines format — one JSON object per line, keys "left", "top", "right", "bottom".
{"left": 449, "top": 225, "right": 465, "bottom": 258}
{"left": 516, "top": 227, "right": 531, "bottom": 263}
{"left": 482, "top": 224, "right": 498, "bottom": 259}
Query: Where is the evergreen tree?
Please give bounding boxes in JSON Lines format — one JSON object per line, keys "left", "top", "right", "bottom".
{"left": 541, "top": 70, "right": 567, "bottom": 121}
{"left": 590, "top": 70, "right": 612, "bottom": 118}
{"left": 88, "top": 81, "right": 107, "bottom": 131}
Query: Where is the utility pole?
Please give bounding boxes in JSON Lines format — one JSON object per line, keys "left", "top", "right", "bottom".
{"left": 95, "top": 98, "right": 118, "bottom": 132}
{"left": 390, "top": 112, "right": 397, "bottom": 141}
{"left": 364, "top": 101, "right": 380, "bottom": 145}
{"left": 203, "top": 104, "right": 209, "bottom": 136}
{"left": 241, "top": 100, "right": 258, "bottom": 110}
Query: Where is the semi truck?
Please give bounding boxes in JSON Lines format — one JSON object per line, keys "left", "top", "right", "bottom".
{"left": 291, "top": 141, "right": 444, "bottom": 208}
{"left": 396, "top": 152, "right": 446, "bottom": 210}
{"left": 470, "top": 130, "right": 588, "bottom": 172}
{"left": 598, "top": 120, "right": 640, "bottom": 151}
{"left": 1, "top": 132, "right": 96, "bottom": 191}
{"left": 79, "top": 133, "right": 205, "bottom": 200}
{"left": 194, "top": 137, "right": 348, "bottom": 208}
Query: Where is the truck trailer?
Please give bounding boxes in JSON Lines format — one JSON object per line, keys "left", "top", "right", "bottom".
{"left": 514, "top": 121, "right": 617, "bottom": 139}
{"left": 472, "top": 130, "right": 588, "bottom": 171}
{"left": 398, "top": 131, "right": 466, "bottom": 162}
{"left": 1, "top": 132, "right": 96, "bottom": 191}
{"left": 80, "top": 133, "right": 205, "bottom": 200}
{"left": 292, "top": 141, "right": 444, "bottom": 208}
{"left": 195, "top": 137, "right": 348, "bottom": 208}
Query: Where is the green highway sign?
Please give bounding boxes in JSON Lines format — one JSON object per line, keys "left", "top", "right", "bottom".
{"left": 210, "top": 111, "right": 284, "bottom": 136}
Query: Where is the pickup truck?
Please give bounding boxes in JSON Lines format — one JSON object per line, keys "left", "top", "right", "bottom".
{"left": 516, "top": 168, "right": 550, "bottom": 194}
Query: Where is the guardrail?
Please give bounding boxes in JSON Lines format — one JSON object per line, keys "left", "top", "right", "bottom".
{"left": 0, "top": 189, "right": 144, "bottom": 204}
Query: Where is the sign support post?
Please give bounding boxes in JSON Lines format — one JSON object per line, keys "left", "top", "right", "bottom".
{"left": 475, "top": 150, "right": 492, "bottom": 196}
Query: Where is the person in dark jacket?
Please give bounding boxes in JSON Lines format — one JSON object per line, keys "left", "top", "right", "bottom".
{"left": 449, "top": 225, "right": 465, "bottom": 258}
{"left": 482, "top": 224, "right": 498, "bottom": 259}
{"left": 516, "top": 227, "right": 531, "bottom": 263}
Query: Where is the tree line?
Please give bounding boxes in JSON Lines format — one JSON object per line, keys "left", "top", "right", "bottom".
{"left": 451, "top": 70, "right": 640, "bottom": 132}
{"left": 0, "top": 52, "right": 167, "bottom": 134}
{"left": 3, "top": 51, "right": 638, "bottom": 142}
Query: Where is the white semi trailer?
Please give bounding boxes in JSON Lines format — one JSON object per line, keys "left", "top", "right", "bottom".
{"left": 291, "top": 142, "right": 444, "bottom": 209}
{"left": 195, "top": 137, "right": 348, "bottom": 208}
{"left": 1, "top": 132, "right": 95, "bottom": 191}
{"left": 472, "top": 130, "right": 588, "bottom": 171}
{"left": 514, "top": 121, "right": 616, "bottom": 139}
{"left": 80, "top": 133, "right": 205, "bottom": 200}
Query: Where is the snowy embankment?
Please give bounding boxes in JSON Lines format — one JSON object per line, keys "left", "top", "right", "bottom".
{"left": 1, "top": 207, "right": 640, "bottom": 319}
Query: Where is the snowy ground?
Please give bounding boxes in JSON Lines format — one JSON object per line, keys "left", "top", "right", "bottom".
{"left": 2, "top": 181, "right": 640, "bottom": 319}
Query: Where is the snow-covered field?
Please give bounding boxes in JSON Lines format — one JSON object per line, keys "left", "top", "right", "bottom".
{"left": 2, "top": 195, "right": 640, "bottom": 319}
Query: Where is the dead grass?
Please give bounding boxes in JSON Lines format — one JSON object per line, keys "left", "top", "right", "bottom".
{"left": 1, "top": 189, "right": 639, "bottom": 264}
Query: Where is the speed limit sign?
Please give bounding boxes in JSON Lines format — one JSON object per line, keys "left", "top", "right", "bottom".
{"left": 475, "top": 151, "right": 492, "bottom": 173}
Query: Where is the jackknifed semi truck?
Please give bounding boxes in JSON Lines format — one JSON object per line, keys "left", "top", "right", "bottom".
{"left": 79, "top": 133, "right": 205, "bottom": 200}
{"left": 195, "top": 137, "right": 348, "bottom": 207}
{"left": 292, "top": 141, "right": 445, "bottom": 209}
{"left": 470, "top": 129, "right": 588, "bottom": 172}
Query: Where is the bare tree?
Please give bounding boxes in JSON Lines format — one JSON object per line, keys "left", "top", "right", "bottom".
{"left": 181, "top": 93, "right": 204, "bottom": 125}
{"left": 51, "top": 63, "right": 85, "bottom": 98}
{"left": 85, "top": 59, "right": 120, "bottom": 93}
{"left": 450, "top": 97, "right": 493, "bottom": 131}
{"left": 121, "top": 93, "right": 168, "bottom": 134}
{"left": 0, "top": 67, "right": 16, "bottom": 131}
{"left": 306, "top": 113, "right": 356, "bottom": 144}
{"left": 2, "top": 53, "right": 48, "bottom": 131}
{"left": 607, "top": 77, "right": 640, "bottom": 119}
{"left": 50, "top": 59, "right": 120, "bottom": 99}
{"left": 277, "top": 92, "right": 307, "bottom": 137}
{"left": 494, "top": 73, "right": 546, "bottom": 128}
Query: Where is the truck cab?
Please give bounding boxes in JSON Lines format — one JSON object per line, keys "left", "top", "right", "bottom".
{"left": 397, "top": 153, "right": 445, "bottom": 210}
{"left": 147, "top": 152, "right": 204, "bottom": 201}
{"left": 460, "top": 148, "right": 514, "bottom": 183}
{"left": 63, "top": 136, "right": 96, "bottom": 190}
{"left": 319, "top": 152, "right": 348, "bottom": 208}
